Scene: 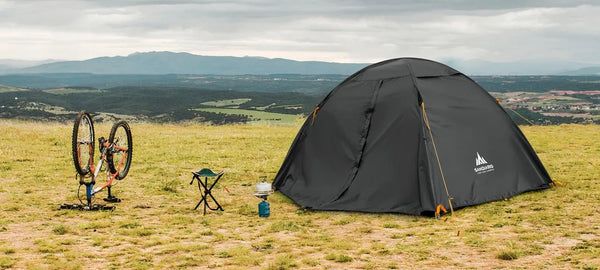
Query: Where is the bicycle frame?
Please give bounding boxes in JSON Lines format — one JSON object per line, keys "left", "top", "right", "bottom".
{"left": 79, "top": 139, "right": 129, "bottom": 206}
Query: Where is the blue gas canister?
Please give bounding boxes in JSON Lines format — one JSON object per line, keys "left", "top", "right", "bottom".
{"left": 258, "top": 200, "right": 270, "bottom": 217}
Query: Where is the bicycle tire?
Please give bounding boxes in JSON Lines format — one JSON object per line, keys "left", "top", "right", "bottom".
{"left": 107, "top": 120, "right": 132, "bottom": 180}
{"left": 72, "top": 111, "right": 95, "bottom": 175}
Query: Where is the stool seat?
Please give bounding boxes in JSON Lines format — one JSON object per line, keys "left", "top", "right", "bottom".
{"left": 193, "top": 168, "right": 219, "bottom": 177}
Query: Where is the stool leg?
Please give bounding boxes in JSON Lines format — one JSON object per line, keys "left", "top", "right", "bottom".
{"left": 203, "top": 177, "right": 208, "bottom": 215}
{"left": 206, "top": 192, "right": 224, "bottom": 211}
{"left": 194, "top": 177, "right": 207, "bottom": 210}
{"left": 204, "top": 173, "right": 224, "bottom": 212}
{"left": 194, "top": 199, "right": 203, "bottom": 210}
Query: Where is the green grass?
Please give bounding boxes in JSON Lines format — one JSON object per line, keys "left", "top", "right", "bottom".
{"left": 529, "top": 95, "right": 585, "bottom": 106}
{"left": 52, "top": 224, "right": 69, "bottom": 235}
{"left": 0, "top": 85, "right": 26, "bottom": 93}
{"left": 0, "top": 120, "right": 598, "bottom": 269}
{"left": 200, "top": 98, "right": 252, "bottom": 107}
{"left": 42, "top": 88, "right": 104, "bottom": 95}
{"left": 194, "top": 107, "right": 302, "bottom": 125}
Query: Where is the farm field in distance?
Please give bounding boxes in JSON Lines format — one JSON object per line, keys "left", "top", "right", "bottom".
{"left": 0, "top": 120, "right": 598, "bottom": 269}
{"left": 493, "top": 90, "right": 600, "bottom": 124}
{"left": 1, "top": 75, "right": 600, "bottom": 124}
{"left": 195, "top": 107, "right": 303, "bottom": 125}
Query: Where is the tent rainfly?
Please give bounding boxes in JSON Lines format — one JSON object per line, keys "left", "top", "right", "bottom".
{"left": 273, "top": 58, "right": 552, "bottom": 217}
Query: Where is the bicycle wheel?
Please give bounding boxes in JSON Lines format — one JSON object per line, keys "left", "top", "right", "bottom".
{"left": 72, "top": 111, "right": 95, "bottom": 175}
{"left": 107, "top": 120, "right": 132, "bottom": 180}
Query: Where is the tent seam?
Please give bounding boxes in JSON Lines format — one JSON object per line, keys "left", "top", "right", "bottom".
{"left": 349, "top": 73, "right": 461, "bottom": 83}
{"left": 323, "top": 79, "right": 383, "bottom": 205}
{"left": 405, "top": 61, "right": 442, "bottom": 211}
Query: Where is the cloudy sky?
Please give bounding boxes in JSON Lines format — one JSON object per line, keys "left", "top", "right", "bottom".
{"left": 0, "top": 0, "right": 599, "bottom": 65}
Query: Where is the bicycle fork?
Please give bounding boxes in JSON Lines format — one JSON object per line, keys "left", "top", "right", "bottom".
{"left": 82, "top": 138, "right": 109, "bottom": 208}
{"left": 85, "top": 183, "right": 94, "bottom": 208}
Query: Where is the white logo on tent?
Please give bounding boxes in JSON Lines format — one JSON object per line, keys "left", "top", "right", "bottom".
{"left": 475, "top": 152, "right": 487, "bottom": 166}
{"left": 474, "top": 152, "right": 495, "bottom": 174}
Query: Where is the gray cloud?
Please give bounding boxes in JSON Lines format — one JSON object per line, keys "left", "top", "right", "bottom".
{"left": 0, "top": 0, "right": 598, "bottom": 65}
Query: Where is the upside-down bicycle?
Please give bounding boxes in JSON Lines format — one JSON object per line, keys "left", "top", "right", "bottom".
{"left": 60, "top": 111, "right": 133, "bottom": 210}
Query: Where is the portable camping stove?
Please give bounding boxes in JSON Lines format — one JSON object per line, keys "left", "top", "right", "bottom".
{"left": 254, "top": 176, "right": 273, "bottom": 217}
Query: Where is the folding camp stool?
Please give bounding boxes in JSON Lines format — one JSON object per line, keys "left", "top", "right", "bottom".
{"left": 190, "top": 169, "right": 225, "bottom": 215}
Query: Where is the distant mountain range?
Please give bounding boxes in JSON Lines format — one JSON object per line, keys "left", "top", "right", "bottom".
{"left": 0, "top": 59, "right": 61, "bottom": 74}
{"left": 558, "top": 66, "right": 600, "bottom": 76}
{"left": 0, "top": 51, "right": 599, "bottom": 75}
{"left": 443, "top": 59, "right": 599, "bottom": 76}
{"left": 11, "top": 52, "right": 368, "bottom": 75}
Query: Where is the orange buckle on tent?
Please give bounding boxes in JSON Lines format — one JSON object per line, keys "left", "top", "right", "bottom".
{"left": 311, "top": 106, "right": 320, "bottom": 126}
{"left": 435, "top": 204, "right": 447, "bottom": 220}
{"left": 551, "top": 178, "right": 565, "bottom": 187}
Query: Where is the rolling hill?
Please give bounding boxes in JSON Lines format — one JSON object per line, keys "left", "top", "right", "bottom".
{"left": 17, "top": 51, "right": 368, "bottom": 75}
{"left": 559, "top": 66, "right": 600, "bottom": 75}
{"left": 7, "top": 52, "right": 599, "bottom": 76}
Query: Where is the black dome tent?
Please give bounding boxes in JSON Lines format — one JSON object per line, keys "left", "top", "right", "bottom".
{"left": 273, "top": 58, "right": 552, "bottom": 216}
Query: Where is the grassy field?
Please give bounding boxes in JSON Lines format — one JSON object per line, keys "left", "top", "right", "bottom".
{"left": 195, "top": 108, "right": 302, "bottom": 125}
{"left": 0, "top": 121, "right": 599, "bottom": 269}
{"left": 200, "top": 99, "right": 253, "bottom": 108}
{"left": 0, "top": 85, "right": 25, "bottom": 93}
{"left": 42, "top": 88, "right": 104, "bottom": 95}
